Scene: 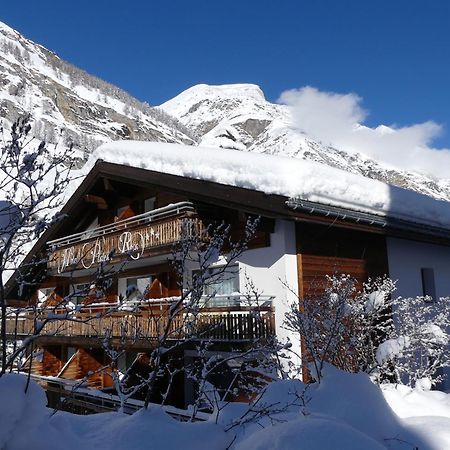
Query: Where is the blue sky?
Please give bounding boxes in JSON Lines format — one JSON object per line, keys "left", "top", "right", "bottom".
{"left": 3, "top": 0, "right": 450, "bottom": 146}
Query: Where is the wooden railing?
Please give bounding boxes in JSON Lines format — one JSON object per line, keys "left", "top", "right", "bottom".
{"left": 30, "top": 374, "right": 210, "bottom": 420}
{"left": 6, "top": 310, "right": 275, "bottom": 342}
{"left": 47, "top": 214, "right": 203, "bottom": 273}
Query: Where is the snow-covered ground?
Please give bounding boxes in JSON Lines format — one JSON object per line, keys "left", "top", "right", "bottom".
{"left": 382, "top": 383, "right": 450, "bottom": 449}
{"left": 2, "top": 366, "right": 449, "bottom": 450}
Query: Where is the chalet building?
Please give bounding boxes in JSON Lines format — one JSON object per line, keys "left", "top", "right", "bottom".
{"left": 5, "top": 141, "right": 450, "bottom": 408}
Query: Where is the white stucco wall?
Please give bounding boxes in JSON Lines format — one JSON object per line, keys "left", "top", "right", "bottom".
{"left": 183, "top": 219, "right": 301, "bottom": 372}
{"left": 387, "top": 237, "right": 450, "bottom": 298}
{"left": 237, "top": 219, "right": 301, "bottom": 370}
{"left": 387, "top": 237, "right": 450, "bottom": 391}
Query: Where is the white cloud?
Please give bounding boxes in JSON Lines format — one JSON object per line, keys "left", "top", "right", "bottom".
{"left": 279, "top": 86, "right": 450, "bottom": 179}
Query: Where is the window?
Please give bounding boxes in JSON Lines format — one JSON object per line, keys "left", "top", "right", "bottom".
{"left": 37, "top": 287, "right": 56, "bottom": 306}
{"left": 116, "top": 205, "right": 134, "bottom": 221}
{"left": 198, "top": 265, "right": 239, "bottom": 296}
{"left": 82, "top": 218, "right": 99, "bottom": 240}
{"left": 144, "top": 197, "right": 156, "bottom": 213}
{"left": 71, "top": 283, "right": 91, "bottom": 305}
{"left": 126, "top": 275, "right": 153, "bottom": 300}
{"left": 421, "top": 268, "right": 436, "bottom": 301}
{"left": 85, "top": 217, "right": 98, "bottom": 231}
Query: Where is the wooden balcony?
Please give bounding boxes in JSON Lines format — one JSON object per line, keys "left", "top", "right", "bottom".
{"left": 47, "top": 202, "right": 203, "bottom": 274}
{"left": 6, "top": 309, "right": 275, "bottom": 342}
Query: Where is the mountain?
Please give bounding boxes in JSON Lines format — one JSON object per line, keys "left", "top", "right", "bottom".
{"left": 160, "top": 84, "right": 450, "bottom": 202}
{"left": 1, "top": 20, "right": 449, "bottom": 203}
{"left": 0, "top": 21, "right": 196, "bottom": 164}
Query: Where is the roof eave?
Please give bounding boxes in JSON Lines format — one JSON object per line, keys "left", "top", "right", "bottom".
{"left": 286, "top": 198, "right": 450, "bottom": 240}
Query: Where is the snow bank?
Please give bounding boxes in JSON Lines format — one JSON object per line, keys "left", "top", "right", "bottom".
{"left": 238, "top": 364, "right": 450, "bottom": 450}
{"left": 0, "top": 374, "right": 65, "bottom": 450}
{"left": 223, "top": 365, "right": 440, "bottom": 450}
{"left": 2, "top": 370, "right": 450, "bottom": 449}
{"left": 87, "top": 141, "right": 450, "bottom": 230}
{"left": 307, "top": 365, "right": 402, "bottom": 442}
{"left": 50, "top": 406, "right": 229, "bottom": 450}
{"left": 236, "top": 417, "right": 386, "bottom": 450}
{"left": 0, "top": 374, "right": 58, "bottom": 450}
{"left": 0, "top": 374, "right": 228, "bottom": 450}
{"left": 382, "top": 383, "right": 450, "bottom": 419}
{"left": 382, "top": 383, "right": 450, "bottom": 449}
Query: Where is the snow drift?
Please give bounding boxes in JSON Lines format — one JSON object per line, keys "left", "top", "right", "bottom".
{"left": 2, "top": 367, "right": 450, "bottom": 449}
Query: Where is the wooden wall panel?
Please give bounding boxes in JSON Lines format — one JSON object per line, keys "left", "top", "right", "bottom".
{"left": 59, "top": 348, "right": 113, "bottom": 389}
{"left": 296, "top": 222, "right": 389, "bottom": 299}
{"left": 301, "top": 254, "right": 367, "bottom": 298}
{"left": 41, "top": 346, "right": 65, "bottom": 376}
{"left": 26, "top": 346, "right": 65, "bottom": 377}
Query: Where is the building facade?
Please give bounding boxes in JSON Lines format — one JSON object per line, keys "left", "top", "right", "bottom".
{"left": 6, "top": 153, "right": 450, "bottom": 408}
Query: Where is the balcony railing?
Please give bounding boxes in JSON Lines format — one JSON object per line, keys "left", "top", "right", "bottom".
{"left": 6, "top": 309, "right": 275, "bottom": 342}
{"left": 47, "top": 202, "right": 203, "bottom": 273}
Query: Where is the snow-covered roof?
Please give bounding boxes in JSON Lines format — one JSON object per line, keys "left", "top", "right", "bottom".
{"left": 86, "top": 141, "right": 450, "bottom": 231}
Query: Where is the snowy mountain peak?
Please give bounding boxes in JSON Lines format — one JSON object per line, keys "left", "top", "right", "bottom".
{"left": 159, "top": 83, "right": 283, "bottom": 145}
{"left": 162, "top": 83, "right": 266, "bottom": 111}
{"left": 160, "top": 83, "right": 450, "bottom": 202}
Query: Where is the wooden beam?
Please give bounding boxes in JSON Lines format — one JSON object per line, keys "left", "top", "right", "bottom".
{"left": 102, "top": 177, "right": 115, "bottom": 192}
{"left": 85, "top": 194, "right": 108, "bottom": 210}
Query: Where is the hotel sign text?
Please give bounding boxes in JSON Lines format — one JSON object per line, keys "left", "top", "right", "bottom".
{"left": 48, "top": 218, "right": 201, "bottom": 273}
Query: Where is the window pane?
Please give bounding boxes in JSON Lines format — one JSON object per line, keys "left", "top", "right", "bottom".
{"left": 72, "top": 283, "right": 90, "bottom": 305}
{"left": 144, "top": 197, "right": 155, "bottom": 212}
{"left": 421, "top": 268, "right": 436, "bottom": 301}
{"left": 127, "top": 276, "right": 152, "bottom": 300}
{"left": 203, "top": 266, "right": 239, "bottom": 296}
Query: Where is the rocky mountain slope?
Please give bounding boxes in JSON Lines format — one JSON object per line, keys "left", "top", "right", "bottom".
{"left": 1, "top": 20, "right": 449, "bottom": 202}
{"left": 160, "top": 84, "right": 450, "bottom": 202}
{"left": 0, "top": 21, "right": 196, "bottom": 164}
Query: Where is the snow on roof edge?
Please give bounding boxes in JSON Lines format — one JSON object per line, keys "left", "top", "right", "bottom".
{"left": 85, "top": 140, "right": 450, "bottom": 231}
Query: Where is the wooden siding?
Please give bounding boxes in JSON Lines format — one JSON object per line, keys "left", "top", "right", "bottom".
{"left": 296, "top": 222, "right": 389, "bottom": 299}
{"left": 59, "top": 348, "right": 113, "bottom": 389}
{"left": 25, "top": 346, "right": 64, "bottom": 377}
{"left": 296, "top": 222, "right": 390, "bottom": 380}
{"left": 48, "top": 216, "right": 203, "bottom": 274}
{"left": 300, "top": 254, "right": 367, "bottom": 298}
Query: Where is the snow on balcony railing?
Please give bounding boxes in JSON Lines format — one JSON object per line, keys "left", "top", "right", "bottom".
{"left": 198, "top": 294, "right": 274, "bottom": 309}
{"left": 7, "top": 294, "right": 274, "bottom": 316}
{"left": 47, "top": 202, "right": 196, "bottom": 249}
{"left": 116, "top": 294, "right": 274, "bottom": 313}
{"left": 28, "top": 374, "right": 210, "bottom": 419}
